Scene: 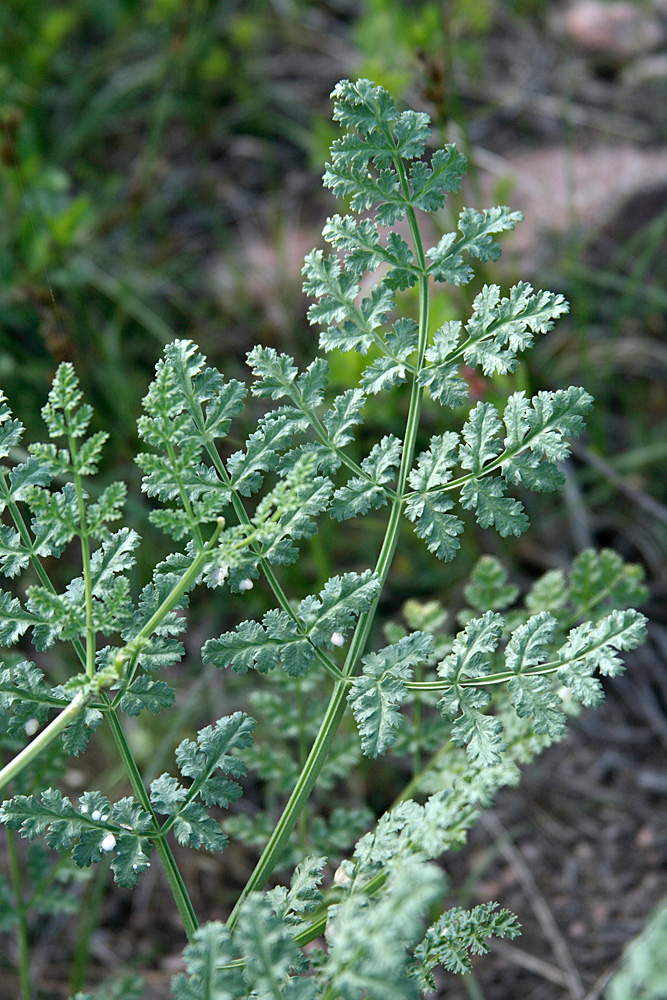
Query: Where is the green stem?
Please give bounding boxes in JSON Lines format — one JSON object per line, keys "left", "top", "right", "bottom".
{"left": 0, "top": 691, "right": 89, "bottom": 794}
{"left": 296, "top": 680, "right": 309, "bottom": 851}
{"left": 104, "top": 708, "right": 199, "bottom": 941}
{"left": 5, "top": 828, "right": 32, "bottom": 1000}
{"left": 226, "top": 157, "right": 432, "bottom": 928}
{"left": 68, "top": 435, "right": 95, "bottom": 680}
{"left": 165, "top": 436, "right": 204, "bottom": 550}
{"left": 0, "top": 528, "right": 222, "bottom": 794}
{"left": 195, "top": 413, "right": 345, "bottom": 683}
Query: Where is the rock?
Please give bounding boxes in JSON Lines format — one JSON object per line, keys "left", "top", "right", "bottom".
{"left": 561, "top": 0, "right": 666, "bottom": 62}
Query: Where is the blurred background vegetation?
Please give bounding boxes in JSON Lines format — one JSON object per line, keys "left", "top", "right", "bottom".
{"left": 1, "top": 0, "right": 667, "bottom": 997}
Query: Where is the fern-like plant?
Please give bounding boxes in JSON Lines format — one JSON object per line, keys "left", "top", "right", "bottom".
{"left": 0, "top": 79, "right": 648, "bottom": 999}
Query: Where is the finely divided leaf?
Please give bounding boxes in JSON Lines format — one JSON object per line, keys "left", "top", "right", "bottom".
{"left": 0, "top": 789, "right": 153, "bottom": 888}
{"left": 463, "top": 556, "right": 519, "bottom": 614}
{"left": 415, "top": 902, "right": 521, "bottom": 985}
{"left": 330, "top": 435, "right": 401, "bottom": 521}
{"left": 348, "top": 631, "right": 434, "bottom": 757}
{"left": 172, "top": 921, "right": 243, "bottom": 1000}
{"left": 460, "top": 477, "right": 529, "bottom": 538}
{"left": 409, "top": 145, "right": 467, "bottom": 213}
{"left": 568, "top": 548, "right": 648, "bottom": 615}
{"left": 405, "top": 433, "right": 463, "bottom": 560}
{"left": 459, "top": 402, "right": 503, "bottom": 473}
{"left": 419, "top": 322, "right": 468, "bottom": 407}
{"left": 427, "top": 207, "right": 522, "bottom": 285}
{"left": 463, "top": 283, "right": 569, "bottom": 375}
{"left": 119, "top": 676, "right": 175, "bottom": 717}
{"left": 556, "top": 609, "right": 647, "bottom": 702}
{"left": 437, "top": 613, "right": 506, "bottom": 763}
{"left": 204, "top": 571, "right": 381, "bottom": 675}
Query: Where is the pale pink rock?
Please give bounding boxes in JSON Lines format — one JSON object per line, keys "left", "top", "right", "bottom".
{"left": 563, "top": 0, "right": 666, "bottom": 59}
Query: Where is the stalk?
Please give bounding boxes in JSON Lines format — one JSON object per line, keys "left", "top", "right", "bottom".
{"left": 68, "top": 433, "right": 96, "bottom": 680}
{"left": 0, "top": 691, "right": 89, "bottom": 794}
{"left": 226, "top": 175, "right": 432, "bottom": 928}
{"left": 104, "top": 708, "right": 199, "bottom": 941}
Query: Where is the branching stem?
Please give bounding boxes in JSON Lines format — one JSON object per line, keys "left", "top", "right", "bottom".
{"left": 226, "top": 127, "right": 432, "bottom": 928}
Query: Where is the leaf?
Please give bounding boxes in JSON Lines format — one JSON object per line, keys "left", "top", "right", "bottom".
{"left": 458, "top": 206, "right": 524, "bottom": 261}
{"left": 303, "top": 570, "right": 381, "bottom": 647}
{"left": 503, "top": 613, "right": 566, "bottom": 737}
{"left": 247, "top": 347, "right": 301, "bottom": 401}
{"left": 556, "top": 609, "right": 647, "bottom": 701}
{"left": 323, "top": 161, "right": 406, "bottom": 227}
{"left": 150, "top": 714, "right": 253, "bottom": 855}
{"left": 236, "top": 895, "right": 305, "bottom": 998}
{"left": 267, "top": 855, "right": 327, "bottom": 927}
{"left": 462, "top": 283, "right": 569, "bottom": 375}
{"left": 89, "top": 528, "right": 139, "bottom": 597}
{"left": 405, "top": 493, "right": 464, "bottom": 561}
{"left": 322, "top": 389, "right": 366, "bottom": 447}
{"left": 415, "top": 902, "right": 521, "bottom": 985}
{"left": 409, "top": 145, "right": 467, "bottom": 213}
{"left": 40, "top": 363, "right": 89, "bottom": 440}
{"left": 0, "top": 393, "right": 24, "bottom": 460}
{"left": 405, "top": 432, "right": 464, "bottom": 560}
{"left": 525, "top": 568, "right": 569, "bottom": 615}
{"left": 227, "top": 416, "right": 297, "bottom": 497}
{"left": 119, "top": 676, "right": 175, "bottom": 717}
{"left": 87, "top": 481, "right": 128, "bottom": 534}
{"left": 61, "top": 707, "right": 103, "bottom": 756}
{"left": 409, "top": 432, "right": 460, "bottom": 493}
{"left": 360, "top": 356, "right": 409, "bottom": 395}
{"left": 252, "top": 461, "right": 333, "bottom": 566}
{"left": 459, "top": 402, "right": 503, "bottom": 473}
{"left": 502, "top": 387, "right": 594, "bottom": 473}
{"left": 0, "top": 455, "right": 51, "bottom": 512}
{"left": 330, "top": 435, "right": 401, "bottom": 521}
{"left": 303, "top": 250, "right": 363, "bottom": 341}
{"left": 325, "top": 859, "right": 444, "bottom": 1000}
{"left": 27, "top": 482, "right": 81, "bottom": 552}
{"left": 172, "top": 802, "right": 229, "bottom": 852}
{"left": 0, "top": 789, "right": 153, "bottom": 887}
{"left": 203, "top": 571, "right": 381, "bottom": 675}
{"left": 418, "top": 323, "right": 468, "bottom": 406}
{"left": 348, "top": 632, "right": 434, "bottom": 757}
{"left": 463, "top": 556, "right": 519, "bottom": 614}
{"left": 172, "top": 921, "right": 243, "bottom": 1000}
{"left": 427, "top": 207, "right": 522, "bottom": 285}
{"left": 437, "top": 613, "right": 506, "bottom": 763}
{"left": 0, "top": 591, "right": 36, "bottom": 645}
{"left": 460, "top": 477, "right": 529, "bottom": 537}
{"left": 568, "top": 548, "right": 648, "bottom": 616}
{"left": 0, "top": 661, "right": 61, "bottom": 737}
{"left": 323, "top": 215, "right": 417, "bottom": 288}
{"left": 0, "top": 523, "right": 30, "bottom": 578}
{"left": 175, "top": 713, "right": 255, "bottom": 804}
{"left": 330, "top": 78, "right": 399, "bottom": 139}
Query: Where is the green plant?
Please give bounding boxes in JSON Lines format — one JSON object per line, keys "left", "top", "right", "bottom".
{"left": 0, "top": 79, "right": 648, "bottom": 999}
{"left": 606, "top": 899, "right": 667, "bottom": 1000}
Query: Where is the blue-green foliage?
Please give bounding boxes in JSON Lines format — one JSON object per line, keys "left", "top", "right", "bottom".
{"left": 203, "top": 571, "right": 380, "bottom": 676}
{"left": 0, "top": 713, "right": 254, "bottom": 885}
{"left": 0, "top": 76, "right": 650, "bottom": 1000}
